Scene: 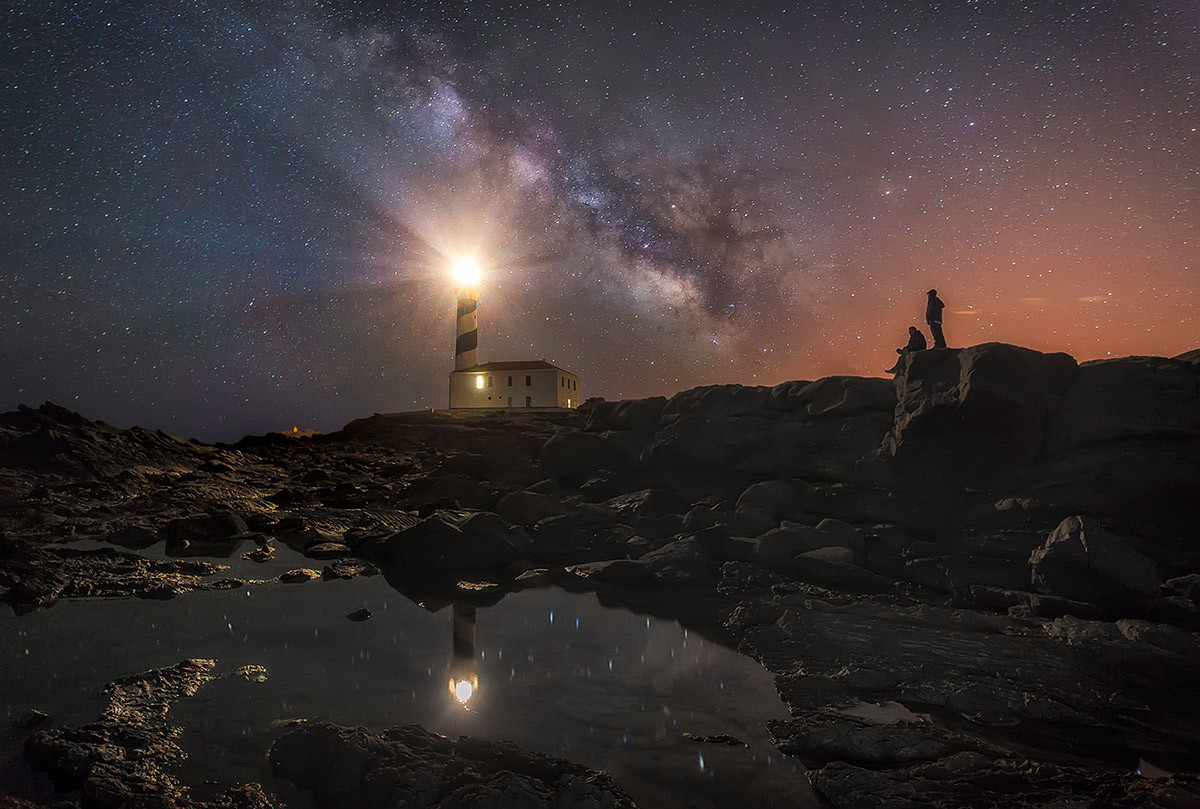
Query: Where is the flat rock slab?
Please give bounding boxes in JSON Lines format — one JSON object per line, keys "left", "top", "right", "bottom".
{"left": 269, "top": 722, "right": 637, "bottom": 809}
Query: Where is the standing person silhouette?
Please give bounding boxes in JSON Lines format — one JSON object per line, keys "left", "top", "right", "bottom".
{"left": 926, "top": 289, "right": 947, "bottom": 348}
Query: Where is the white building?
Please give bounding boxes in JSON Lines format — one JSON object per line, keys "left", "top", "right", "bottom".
{"left": 449, "top": 360, "right": 581, "bottom": 409}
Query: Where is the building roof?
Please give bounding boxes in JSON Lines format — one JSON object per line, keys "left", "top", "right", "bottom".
{"left": 453, "top": 360, "right": 573, "bottom": 373}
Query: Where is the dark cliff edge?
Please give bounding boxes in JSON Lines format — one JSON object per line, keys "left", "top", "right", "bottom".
{"left": 2, "top": 342, "right": 1200, "bottom": 809}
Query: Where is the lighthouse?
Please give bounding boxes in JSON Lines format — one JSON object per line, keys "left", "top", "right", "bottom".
{"left": 446, "top": 256, "right": 581, "bottom": 409}
{"left": 454, "top": 290, "right": 479, "bottom": 370}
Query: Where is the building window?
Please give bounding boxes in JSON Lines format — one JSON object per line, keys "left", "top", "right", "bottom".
{"left": 525, "top": 375, "right": 531, "bottom": 386}
{"left": 567, "top": 398, "right": 572, "bottom": 407}
{"left": 572, "top": 379, "right": 576, "bottom": 390}
{"left": 507, "top": 376, "right": 512, "bottom": 386}
{"left": 525, "top": 396, "right": 532, "bottom": 407}
{"left": 561, "top": 377, "right": 565, "bottom": 387}
{"left": 474, "top": 375, "right": 484, "bottom": 390}
{"left": 488, "top": 376, "right": 494, "bottom": 388}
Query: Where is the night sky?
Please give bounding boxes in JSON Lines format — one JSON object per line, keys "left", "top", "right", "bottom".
{"left": 3, "top": 1, "right": 1197, "bottom": 440}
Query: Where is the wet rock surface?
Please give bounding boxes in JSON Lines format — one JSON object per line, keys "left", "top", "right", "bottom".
{"left": 2, "top": 343, "right": 1199, "bottom": 807}
{"left": 23, "top": 659, "right": 275, "bottom": 809}
{"left": 268, "top": 722, "right": 637, "bottom": 809}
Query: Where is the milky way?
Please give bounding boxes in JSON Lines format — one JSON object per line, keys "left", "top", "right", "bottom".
{"left": 2, "top": 1, "right": 1197, "bottom": 439}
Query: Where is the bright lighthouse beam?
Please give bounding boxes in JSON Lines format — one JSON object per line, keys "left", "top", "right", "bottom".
{"left": 452, "top": 257, "right": 481, "bottom": 287}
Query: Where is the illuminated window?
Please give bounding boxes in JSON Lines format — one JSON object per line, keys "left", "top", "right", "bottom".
{"left": 474, "top": 375, "right": 484, "bottom": 390}
{"left": 567, "top": 398, "right": 572, "bottom": 407}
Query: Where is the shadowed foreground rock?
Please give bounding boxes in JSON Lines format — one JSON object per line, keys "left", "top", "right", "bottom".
{"left": 24, "top": 659, "right": 273, "bottom": 809}
{"left": 269, "top": 722, "right": 638, "bottom": 809}
{"left": 2, "top": 342, "right": 1199, "bottom": 809}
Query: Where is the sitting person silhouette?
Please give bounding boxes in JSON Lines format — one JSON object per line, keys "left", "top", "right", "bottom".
{"left": 885, "top": 326, "right": 927, "bottom": 373}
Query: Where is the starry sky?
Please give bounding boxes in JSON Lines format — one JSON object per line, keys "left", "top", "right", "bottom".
{"left": 2, "top": 0, "right": 1197, "bottom": 440}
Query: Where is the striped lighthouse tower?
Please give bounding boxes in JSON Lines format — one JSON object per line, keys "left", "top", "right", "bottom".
{"left": 454, "top": 292, "right": 479, "bottom": 370}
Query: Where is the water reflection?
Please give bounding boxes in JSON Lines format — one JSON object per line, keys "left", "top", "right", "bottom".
{"left": 1, "top": 556, "right": 815, "bottom": 808}
{"left": 448, "top": 602, "right": 478, "bottom": 707}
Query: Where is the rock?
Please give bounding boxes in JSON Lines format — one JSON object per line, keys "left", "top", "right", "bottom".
{"left": 886, "top": 343, "right": 1079, "bottom": 482}
{"left": 966, "top": 585, "right": 1104, "bottom": 620}
{"left": 736, "top": 478, "right": 818, "bottom": 520}
{"left": 380, "top": 512, "right": 529, "bottom": 573}
{"left": 791, "top": 550, "right": 892, "bottom": 589}
{"left": 346, "top": 608, "right": 371, "bottom": 622}
{"left": 1030, "top": 516, "right": 1161, "bottom": 614}
{"left": 771, "top": 711, "right": 968, "bottom": 766}
{"left": 605, "top": 488, "right": 692, "bottom": 520}
{"left": 233, "top": 665, "right": 268, "bottom": 683}
{"left": 689, "top": 525, "right": 738, "bottom": 560}
{"left": 241, "top": 544, "right": 274, "bottom": 563}
{"left": 105, "top": 524, "right": 158, "bottom": 550}
{"left": 540, "top": 429, "right": 624, "bottom": 483}
{"left": 567, "top": 559, "right": 652, "bottom": 584}
{"left": 513, "top": 568, "right": 555, "bottom": 587}
{"left": 808, "top": 755, "right": 1200, "bottom": 809}
{"left": 24, "top": 659, "right": 268, "bottom": 809}
{"left": 681, "top": 503, "right": 723, "bottom": 532}
{"left": 0, "top": 540, "right": 229, "bottom": 608}
{"left": 526, "top": 477, "right": 561, "bottom": 495}
{"left": 497, "top": 490, "right": 567, "bottom": 525}
{"left": 163, "top": 512, "right": 249, "bottom": 545}
{"left": 304, "top": 542, "right": 352, "bottom": 560}
{"left": 268, "top": 722, "right": 637, "bottom": 809}
{"left": 279, "top": 568, "right": 321, "bottom": 583}
{"left": 583, "top": 396, "right": 668, "bottom": 432}
{"left": 321, "top": 558, "right": 377, "bottom": 580}
{"left": 683, "top": 733, "right": 745, "bottom": 746}
{"left": 16, "top": 709, "right": 49, "bottom": 728}
{"left": 1164, "top": 574, "right": 1200, "bottom": 605}
{"left": 637, "top": 537, "right": 712, "bottom": 584}
{"left": 814, "top": 517, "right": 861, "bottom": 547}
{"left": 800, "top": 546, "right": 856, "bottom": 565}
{"left": 756, "top": 521, "right": 865, "bottom": 566}
{"left": 734, "top": 505, "right": 778, "bottom": 537}
{"left": 279, "top": 525, "right": 342, "bottom": 552}
{"left": 1044, "top": 355, "right": 1200, "bottom": 453}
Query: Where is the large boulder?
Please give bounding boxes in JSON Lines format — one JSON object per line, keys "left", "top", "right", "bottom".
{"left": 735, "top": 479, "right": 819, "bottom": 521}
{"left": 163, "top": 512, "right": 248, "bottom": 544}
{"left": 1043, "top": 356, "right": 1200, "bottom": 453}
{"left": 582, "top": 396, "right": 668, "bottom": 432}
{"left": 637, "top": 537, "right": 713, "bottom": 584}
{"left": 539, "top": 429, "right": 624, "bottom": 483}
{"left": 380, "top": 512, "right": 530, "bottom": 573}
{"left": 769, "top": 375, "right": 895, "bottom": 419}
{"left": 885, "top": 343, "right": 1079, "bottom": 482}
{"left": 497, "top": 490, "right": 568, "bottom": 525}
{"left": 755, "top": 521, "right": 864, "bottom": 567}
{"left": 643, "top": 379, "right": 894, "bottom": 482}
{"left": 1029, "top": 516, "right": 1161, "bottom": 615}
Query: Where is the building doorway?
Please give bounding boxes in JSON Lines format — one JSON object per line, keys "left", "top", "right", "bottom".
{"left": 525, "top": 396, "right": 532, "bottom": 407}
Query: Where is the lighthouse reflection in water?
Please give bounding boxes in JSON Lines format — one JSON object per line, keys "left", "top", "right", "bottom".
{"left": 447, "top": 602, "right": 478, "bottom": 707}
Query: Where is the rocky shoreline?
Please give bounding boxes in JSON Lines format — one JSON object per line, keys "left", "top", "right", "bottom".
{"left": 2, "top": 342, "right": 1199, "bottom": 808}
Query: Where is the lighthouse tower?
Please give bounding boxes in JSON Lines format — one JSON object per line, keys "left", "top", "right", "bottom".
{"left": 454, "top": 291, "right": 479, "bottom": 371}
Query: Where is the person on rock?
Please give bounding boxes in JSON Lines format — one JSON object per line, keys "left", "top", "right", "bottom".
{"left": 885, "top": 326, "right": 927, "bottom": 373}
{"left": 926, "top": 289, "right": 947, "bottom": 348}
